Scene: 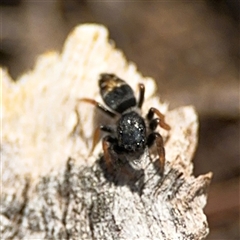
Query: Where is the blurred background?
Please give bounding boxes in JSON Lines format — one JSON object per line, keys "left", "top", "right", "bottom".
{"left": 1, "top": 0, "right": 239, "bottom": 239}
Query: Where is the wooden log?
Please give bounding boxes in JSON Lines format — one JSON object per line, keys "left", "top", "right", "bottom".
{"left": 1, "top": 24, "right": 212, "bottom": 239}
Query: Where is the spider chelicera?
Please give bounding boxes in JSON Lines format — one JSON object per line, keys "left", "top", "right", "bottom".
{"left": 79, "top": 73, "right": 170, "bottom": 174}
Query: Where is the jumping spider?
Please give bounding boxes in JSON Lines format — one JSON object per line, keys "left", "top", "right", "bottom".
{"left": 80, "top": 73, "right": 170, "bottom": 174}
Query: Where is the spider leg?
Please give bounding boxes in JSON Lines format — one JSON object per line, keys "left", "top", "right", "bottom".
{"left": 149, "top": 118, "right": 160, "bottom": 131}
{"left": 77, "top": 98, "right": 116, "bottom": 118}
{"left": 90, "top": 125, "right": 114, "bottom": 154}
{"left": 147, "top": 132, "right": 165, "bottom": 175}
{"left": 102, "top": 135, "right": 116, "bottom": 170}
{"left": 147, "top": 107, "right": 171, "bottom": 130}
{"left": 137, "top": 83, "right": 145, "bottom": 109}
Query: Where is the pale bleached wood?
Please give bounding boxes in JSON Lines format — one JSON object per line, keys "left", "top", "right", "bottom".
{"left": 1, "top": 24, "right": 212, "bottom": 239}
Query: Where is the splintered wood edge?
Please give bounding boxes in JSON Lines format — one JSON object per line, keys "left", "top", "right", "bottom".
{"left": 1, "top": 23, "right": 212, "bottom": 239}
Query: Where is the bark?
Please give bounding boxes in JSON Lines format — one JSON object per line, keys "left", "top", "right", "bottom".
{"left": 1, "top": 24, "right": 212, "bottom": 239}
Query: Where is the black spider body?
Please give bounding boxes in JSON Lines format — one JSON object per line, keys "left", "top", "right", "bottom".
{"left": 99, "top": 74, "right": 136, "bottom": 113}
{"left": 80, "top": 73, "right": 170, "bottom": 173}
{"left": 117, "top": 111, "right": 146, "bottom": 154}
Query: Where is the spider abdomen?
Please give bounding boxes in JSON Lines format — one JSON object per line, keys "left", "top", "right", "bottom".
{"left": 99, "top": 73, "right": 137, "bottom": 113}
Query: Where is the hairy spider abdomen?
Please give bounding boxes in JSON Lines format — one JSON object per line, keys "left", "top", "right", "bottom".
{"left": 117, "top": 111, "right": 146, "bottom": 153}
{"left": 99, "top": 73, "right": 137, "bottom": 113}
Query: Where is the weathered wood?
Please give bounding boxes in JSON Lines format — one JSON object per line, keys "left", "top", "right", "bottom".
{"left": 1, "top": 24, "right": 212, "bottom": 239}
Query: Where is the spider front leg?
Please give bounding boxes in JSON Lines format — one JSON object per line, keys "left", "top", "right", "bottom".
{"left": 147, "top": 132, "right": 165, "bottom": 175}
{"left": 147, "top": 107, "right": 171, "bottom": 130}
{"left": 102, "top": 135, "right": 116, "bottom": 171}
{"left": 90, "top": 125, "right": 114, "bottom": 154}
